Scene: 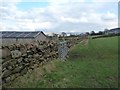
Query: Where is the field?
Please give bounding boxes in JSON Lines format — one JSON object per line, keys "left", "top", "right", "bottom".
{"left": 4, "top": 36, "right": 119, "bottom": 88}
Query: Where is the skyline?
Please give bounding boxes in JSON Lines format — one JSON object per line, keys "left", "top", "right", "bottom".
{"left": 0, "top": 0, "right": 119, "bottom": 33}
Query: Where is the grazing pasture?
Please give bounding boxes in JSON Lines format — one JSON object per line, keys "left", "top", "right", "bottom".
{"left": 4, "top": 36, "right": 119, "bottom": 88}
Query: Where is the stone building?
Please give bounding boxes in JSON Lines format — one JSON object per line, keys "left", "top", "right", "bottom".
{"left": 0, "top": 31, "right": 48, "bottom": 46}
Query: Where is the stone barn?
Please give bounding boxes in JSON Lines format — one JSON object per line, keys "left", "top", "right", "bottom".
{"left": 0, "top": 31, "right": 48, "bottom": 46}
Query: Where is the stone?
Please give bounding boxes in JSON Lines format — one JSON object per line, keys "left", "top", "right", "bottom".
{"left": 38, "top": 46, "right": 44, "bottom": 50}
{"left": 5, "top": 76, "right": 11, "bottom": 83}
{"left": 32, "top": 48, "right": 37, "bottom": 53}
{"left": 20, "top": 47, "right": 27, "bottom": 55}
{"left": 17, "top": 58, "right": 23, "bottom": 64}
{"left": 2, "top": 56, "right": 12, "bottom": 63}
{"left": 34, "top": 54, "right": 40, "bottom": 60}
{"left": 11, "top": 50, "right": 22, "bottom": 59}
{"left": 34, "top": 64, "right": 38, "bottom": 68}
{"left": 26, "top": 50, "right": 31, "bottom": 53}
{"left": 20, "top": 67, "right": 28, "bottom": 75}
{"left": 2, "top": 61, "right": 8, "bottom": 69}
{"left": 12, "top": 66, "right": 23, "bottom": 73}
{"left": 28, "top": 55, "right": 33, "bottom": 58}
{"left": 10, "top": 75, "right": 17, "bottom": 81}
{"left": 7, "top": 66, "right": 12, "bottom": 70}
{"left": 29, "top": 65, "right": 34, "bottom": 70}
{"left": 2, "top": 70, "right": 12, "bottom": 78}
{"left": 2, "top": 67, "right": 6, "bottom": 72}
{"left": 15, "top": 64, "right": 19, "bottom": 67}
{"left": 23, "top": 58, "right": 29, "bottom": 63}
{"left": 2, "top": 48, "right": 11, "bottom": 59}
{"left": 0, "top": 78, "right": 2, "bottom": 85}
{"left": 22, "top": 54, "right": 27, "bottom": 58}
{"left": 28, "top": 69, "right": 32, "bottom": 73}
{"left": 9, "top": 59, "right": 17, "bottom": 66}
{"left": 8, "top": 45, "right": 14, "bottom": 50}
{"left": 25, "top": 63, "right": 29, "bottom": 66}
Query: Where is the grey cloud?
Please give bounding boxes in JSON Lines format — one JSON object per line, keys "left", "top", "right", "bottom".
{"left": 0, "top": 1, "right": 117, "bottom": 32}
{"left": 49, "top": 22, "right": 105, "bottom": 33}
{"left": 101, "top": 16, "right": 117, "bottom": 21}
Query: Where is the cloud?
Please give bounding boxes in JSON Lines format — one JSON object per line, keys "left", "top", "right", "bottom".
{"left": 0, "top": 0, "right": 118, "bottom": 33}
{"left": 101, "top": 12, "right": 117, "bottom": 21}
{"left": 60, "top": 16, "right": 88, "bottom": 23}
{"left": 91, "top": 0, "right": 119, "bottom": 2}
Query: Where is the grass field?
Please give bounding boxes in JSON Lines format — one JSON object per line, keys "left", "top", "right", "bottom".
{"left": 4, "top": 36, "right": 119, "bottom": 88}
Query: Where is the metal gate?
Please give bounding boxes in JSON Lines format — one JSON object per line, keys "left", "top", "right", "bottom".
{"left": 58, "top": 41, "right": 68, "bottom": 59}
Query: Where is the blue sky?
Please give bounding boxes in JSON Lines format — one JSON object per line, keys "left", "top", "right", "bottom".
{"left": 17, "top": 1, "right": 118, "bottom": 13}
{"left": 0, "top": 0, "right": 119, "bottom": 34}
{"left": 17, "top": 2, "right": 50, "bottom": 10}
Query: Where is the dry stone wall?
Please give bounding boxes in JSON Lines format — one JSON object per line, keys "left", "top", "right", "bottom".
{"left": 1, "top": 37, "right": 82, "bottom": 84}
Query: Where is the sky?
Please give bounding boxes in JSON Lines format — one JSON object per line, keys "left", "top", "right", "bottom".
{"left": 0, "top": 0, "right": 119, "bottom": 33}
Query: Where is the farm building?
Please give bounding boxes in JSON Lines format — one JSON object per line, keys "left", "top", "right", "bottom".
{"left": 0, "top": 31, "right": 48, "bottom": 46}
{"left": 104, "top": 28, "right": 120, "bottom": 35}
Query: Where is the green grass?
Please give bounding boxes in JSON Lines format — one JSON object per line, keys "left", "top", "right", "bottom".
{"left": 5, "top": 36, "right": 119, "bottom": 88}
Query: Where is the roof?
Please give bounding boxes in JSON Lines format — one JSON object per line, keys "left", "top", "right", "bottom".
{"left": 105, "top": 28, "right": 120, "bottom": 33}
{"left": 0, "top": 31, "right": 47, "bottom": 38}
{"left": 109, "top": 28, "right": 120, "bottom": 31}
{"left": 108, "top": 28, "right": 120, "bottom": 32}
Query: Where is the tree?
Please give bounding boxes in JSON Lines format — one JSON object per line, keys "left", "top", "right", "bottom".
{"left": 104, "top": 28, "right": 109, "bottom": 32}
{"left": 85, "top": 32, "right": 90, "bottom": 35}
{"left": 61, "top": 32, "right": 67, "bottom": 37}
{"left": 98, "top": 31, "right": 103, "bottom": 35}
{"left": 104, "top": 28, "right": 109, "bottom": 34}
{"left": 90, "top": 31, "right": 95, "bottom": 35}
